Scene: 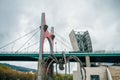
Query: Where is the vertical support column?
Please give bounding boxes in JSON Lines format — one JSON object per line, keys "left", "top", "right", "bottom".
{"left": 37, "top": 60, "right": 43, "bottom": 80}
{"left": 37, "top": 13, "right": 45, "bottom": 80}
{"left": 47, "top": 27, "right": 54, "bottom": 80}
{"left": 51, "top": 27, "right": 54, "bottom": 34}
{"left": 51, "top": 27, "right": 54, "bottom": 54}
{"left": 85, "top": 56, "right": 90, "bottom": 67}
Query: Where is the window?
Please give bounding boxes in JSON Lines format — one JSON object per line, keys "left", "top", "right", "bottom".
{"left": 91, "top": 75, "right": 100, "bottom": 80}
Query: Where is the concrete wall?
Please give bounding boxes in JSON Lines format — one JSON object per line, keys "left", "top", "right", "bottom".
{"left": 69, "top": 30, "right": 79, "bottom": 51}
{"left": 109, "top": 66, "right": 120, "bottom": 80}
{"left": 73, "top": 67, "right": 107, "bottom": 80}
{"left": 73, "top": 71, "right": 82, "bottom": 80}
{"left": 85, "top": 67, "right": 107, "bottom": 80}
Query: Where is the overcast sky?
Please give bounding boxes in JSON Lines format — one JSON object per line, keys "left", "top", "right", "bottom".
{"left": 0, "top": 0, "right": 120, "bottom": 70}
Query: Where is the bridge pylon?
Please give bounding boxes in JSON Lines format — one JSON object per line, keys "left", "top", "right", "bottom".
{"left": 37, "top": 13, "right": 55, "bottom": 80}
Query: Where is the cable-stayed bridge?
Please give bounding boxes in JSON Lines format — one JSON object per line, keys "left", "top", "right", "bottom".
{"left": 0, "top": 13, "right": 120, "bottom": 80}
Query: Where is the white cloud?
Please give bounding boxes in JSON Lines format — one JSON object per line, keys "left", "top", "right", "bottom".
{"left": 0, "top": 0, "right": 120, "bottom": 71}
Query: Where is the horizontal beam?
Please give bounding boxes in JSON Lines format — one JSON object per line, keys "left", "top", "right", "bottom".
{"left": 0, "top": 52, "right": 120, "bottom": 63}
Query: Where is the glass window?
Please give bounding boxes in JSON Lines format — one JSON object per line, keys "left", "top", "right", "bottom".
{"left": 91, "top": 75, "right": 100, "bottom": 80}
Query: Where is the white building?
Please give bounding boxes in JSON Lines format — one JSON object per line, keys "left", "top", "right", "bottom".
{"left": 69, "top": 30, "right": 120, "bottom": 80}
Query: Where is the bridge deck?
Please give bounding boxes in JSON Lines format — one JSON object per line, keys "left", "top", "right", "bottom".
{"left": 0, "top": 52, "right": 120, "bottom": 63}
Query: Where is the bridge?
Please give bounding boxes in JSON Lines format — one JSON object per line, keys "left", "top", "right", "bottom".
{"left": 0, "top": 52, "right": 120, "bottom": 63}
{"left": 0, "top": 13, "right": 120, "bottom": 80}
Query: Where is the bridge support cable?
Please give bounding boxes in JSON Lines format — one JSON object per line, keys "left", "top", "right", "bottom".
{"left": 54, "top": 31, "right": 71, "bottom": 45}
{"left": 51, "top": 30, "right": 72, "bottom": 51}
{"left": 0, "top": 27, "right": 39, "bottom": 50}
{"left": 55, "top": 37, "right": 72, "bottom": 50}
{"left": 34, "top": 47, "right": 39, "bottom": 52}
{"left": 15, "top": 30, "right": 39, "bottom": 53}
{"left": 18, "top": 40, "right": 39, "bottom": 52}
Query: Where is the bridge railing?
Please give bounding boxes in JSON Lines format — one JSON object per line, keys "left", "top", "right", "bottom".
{"left": 94, "top": 50, "right": 120, "bottom": 53}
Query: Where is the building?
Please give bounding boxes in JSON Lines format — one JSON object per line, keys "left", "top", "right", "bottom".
{"left": 69, "top": 30, "right": 120, "bottom": 80}
{"left": 69, "top": 30, "right": 92, "bottom": 67}
{"left": 69, "top": 30, "right": 92, "bottom": 52}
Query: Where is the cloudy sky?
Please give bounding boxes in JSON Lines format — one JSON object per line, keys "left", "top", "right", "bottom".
{"left": 0, "top": 0, "right": 120, "bottom": 71}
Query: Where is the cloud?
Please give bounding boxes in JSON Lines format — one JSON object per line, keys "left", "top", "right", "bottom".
{"left": 0, "top": 0, "right": 120, "bottom": 70}
{"left": 0, "top": 0, "right": 22, "bottom": 42}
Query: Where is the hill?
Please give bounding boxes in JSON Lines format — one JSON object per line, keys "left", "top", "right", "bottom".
{"left": 0, "top": 63, "right": 36, "bottom": 73}
{"left": 0, "top": 64, "right": 36, "bottom": 80}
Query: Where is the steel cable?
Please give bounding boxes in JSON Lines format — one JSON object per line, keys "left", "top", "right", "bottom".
{"left": 0, "top": 27, "right": 39, "bottom": 50}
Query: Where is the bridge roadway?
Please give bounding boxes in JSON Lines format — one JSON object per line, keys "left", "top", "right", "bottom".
{"left": 0, "top": 52, "right": 120, "bottom": 63}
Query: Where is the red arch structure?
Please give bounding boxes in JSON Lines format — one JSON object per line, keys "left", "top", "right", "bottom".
{"left": 40, "top": 13, "right": 55, "bottom": 59}
{"left": 37, "top": 13, "right": 55, "bottom": 80}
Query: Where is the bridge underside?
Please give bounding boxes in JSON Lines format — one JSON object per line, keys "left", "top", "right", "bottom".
{"left": 0, "top": 56, "right": 37, "bottom": 61}
{"left": 0, "top": 53, "right": 119, "bottom": 63}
